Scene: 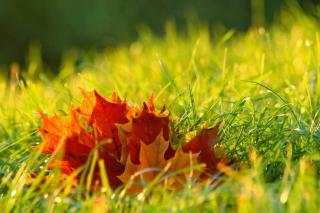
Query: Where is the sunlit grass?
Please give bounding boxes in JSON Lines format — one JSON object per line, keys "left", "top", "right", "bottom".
{"left": 0, "top": 5, "right": 320, "bottom": 213}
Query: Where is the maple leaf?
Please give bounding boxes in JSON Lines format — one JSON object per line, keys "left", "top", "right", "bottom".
{"left": 78, "top": 90, "right": 129, "bottom": 161}
{"left": 117, "top": 97, "right": 207, "bottom": 191}
{"left": 166, "top": 148, "right": 203, "bottom": 188}
{"left": 118, "top": 132, "right": 169, "bottom": 183}
{"left": 117, "top": 118, "right": 226, "bottom": 192}
{"left": 117, "top": 96, "right": 174, "bottom": 165}
{"left": 38, "top": 90, "right": 231, "bottom": 192}
{"left": 39, "top": 110, "right": 96, "bottom": 183}
{"left": 183, "top": 123, "right": 223, "bottom": 176}
{"left": 118, "top": 131, "right": 200, "bottom": 192}
{"left": 39, "top": 91, "right": 128, "bottom": 188}
{"left": 39, "top": 110, "right": 95, "bottom": 156}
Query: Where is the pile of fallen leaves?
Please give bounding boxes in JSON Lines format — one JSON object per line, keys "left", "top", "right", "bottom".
{"left": 38, "top": 90, "right": 230, "bottom": 192}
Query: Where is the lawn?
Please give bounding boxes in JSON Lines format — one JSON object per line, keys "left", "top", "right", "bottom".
{"left": 0, "top": 6, "right": 320, "bottom": 213}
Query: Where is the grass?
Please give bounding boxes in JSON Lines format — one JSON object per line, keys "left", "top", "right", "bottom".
{"left": 0, "top": 5, "right": 320, "bottom": 213}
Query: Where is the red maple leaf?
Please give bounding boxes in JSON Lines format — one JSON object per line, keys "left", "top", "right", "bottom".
{"left": 38, "top": 90, "right": 232, "bottom": 192}
{"left": 39, "top": 91, "right": 129, "bottom": 189}
{"left": 117, "top": 96, "right": 174, "bottom": 165}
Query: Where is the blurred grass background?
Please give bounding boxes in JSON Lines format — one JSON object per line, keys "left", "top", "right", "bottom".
{"left": 0, "top": 0, "right": 320, "bottom": 212}
{"left": 0, "top": 0, "right": 319, "bottom": 69}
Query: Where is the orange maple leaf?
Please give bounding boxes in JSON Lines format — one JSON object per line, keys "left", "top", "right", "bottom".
{"left": 39, "top": 91, "right": 128, "bottom": 188}
{"left": 118, "top": 131, "right": 201, "bottom": 191}
{"left": 118, "top": 131, "right": 171, "bottom": 183}
{"left": 38, "top": 90, "right": 231, "bottom": 192}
